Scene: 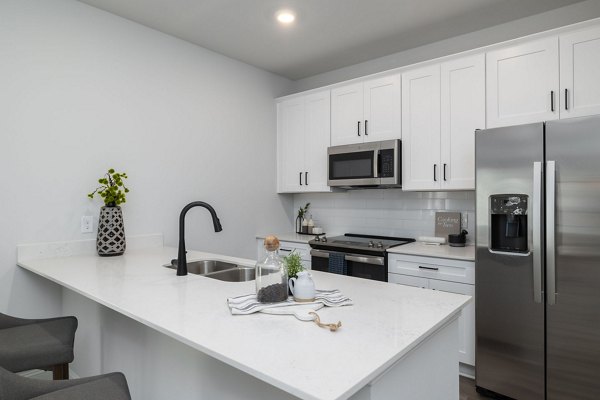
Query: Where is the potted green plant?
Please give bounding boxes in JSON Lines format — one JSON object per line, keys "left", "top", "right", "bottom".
{"left": 283, "top": 250, "right": 305, "bottom": 280}
{"left": 88, "top": 169, "right": 130, "bottom": 257}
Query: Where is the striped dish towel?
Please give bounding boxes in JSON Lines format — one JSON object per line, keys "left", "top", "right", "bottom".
{"left": 227, "top": 289, "right": 353, "bottom": 315}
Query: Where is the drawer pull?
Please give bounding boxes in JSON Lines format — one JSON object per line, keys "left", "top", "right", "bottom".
{"left": 418, "top": 265, "right": 439, "bottom": 271}
{"left": 280, "top": 248, "right": 293, "bottom": 252}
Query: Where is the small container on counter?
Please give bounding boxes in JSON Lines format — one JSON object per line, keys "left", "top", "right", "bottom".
{"left": 448, "top": 230, "right": 468, "bottom": 247}
{"left": 301, "top": 218, "right": 308, "bottom": 234}
{"left": 307, "top": 215, "right": 315, "bottom": 234}
{"left": 255, "top": 236, "right": 288, "bottom": 303}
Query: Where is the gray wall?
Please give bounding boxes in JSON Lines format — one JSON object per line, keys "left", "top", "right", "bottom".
{"left": 290, "top": 0, "right": 600, "bottom": 93}
{"left": 0, "top": 0, "right": 293, "bottom": 316}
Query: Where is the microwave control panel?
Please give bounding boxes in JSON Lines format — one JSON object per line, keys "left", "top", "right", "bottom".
{"left": 379, "top": 149, "right": 395, "bottom": 178}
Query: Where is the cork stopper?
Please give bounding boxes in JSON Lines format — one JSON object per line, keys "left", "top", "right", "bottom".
{"left": 264, "top": 235, "right": 280, "bottom": 252}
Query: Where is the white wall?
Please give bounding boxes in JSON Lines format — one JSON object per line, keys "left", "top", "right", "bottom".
{"left": 0, "top": 0, "right": 293, "bottom": 316}
{"left": 290, "top": 0, "right": 600, "bottom": 92}
{"left": 294, "top": 190, "right": 475, "bottom": 243}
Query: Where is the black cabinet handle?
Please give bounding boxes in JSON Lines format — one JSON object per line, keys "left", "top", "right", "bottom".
{"left": 299, "top": 172, "right": 302, "bottom": 186}
{"left": 443, "top": 164, "right": 447, "bottom": 181}
{"left": 365, "top": 120, "right": 368, "bottom": 135}
{"left": 551, "top": 91, "right": 555, "bottom": 112}
{"left": 357, "top": 121, "right": 361, "bottom": 136}
{"left": 419, "top": 265, "right": 439, "bottom": 271}
{"left": 565, "top": 89, "right": 569, "bottom": 110}
{"left": 305, "top": 171, "right": 308, "bottom": 186}
{"left": 433, "top": 164, "right": 437, "bottom": 182}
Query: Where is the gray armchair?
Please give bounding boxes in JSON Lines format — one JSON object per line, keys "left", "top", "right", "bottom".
{"left": 0, "top": 313, "right": 77, "bottom": 379}
{"left": 0, "top": 366, "right": 131, "bottom": 400}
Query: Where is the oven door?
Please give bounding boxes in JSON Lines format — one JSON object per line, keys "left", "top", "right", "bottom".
{"left": 310, "top": 250, "right": 387, "bottom": 282}
{"left": 327, "top": 143, "right": 379, "bottom": 187}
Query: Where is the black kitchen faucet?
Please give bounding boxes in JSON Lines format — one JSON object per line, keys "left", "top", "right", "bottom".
{"left": 173, "top": 201, "right": 223, "bottom": 276}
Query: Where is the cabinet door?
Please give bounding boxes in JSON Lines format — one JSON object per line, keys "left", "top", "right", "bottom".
{"left": 303, "top": 91, "right": 331, "bottom": 192}
{"left": 331, "top": 82, "right": 364, "bottom": 146}
{"left": 363, "top": 74, "right": 401, "bottom": 142}
{"left": 277, "top": 98, "right": 305, "bottom": 193}
{"left": 486, "top": 37, "right": 559, "bottom": 128}
{"left": 428, "top": 279, "right": 475, "bottom": 366}
{"left": 401, "top": 65, "right": 441, "bottom": 191}
{"left": 441, "top": 54, "right": 485, "bottom": 190}
{"left": 560, "top": 26, "right": 600, "bottom": 119}
{"left": 388, "top": 273, "right": 428, "bottom": 288}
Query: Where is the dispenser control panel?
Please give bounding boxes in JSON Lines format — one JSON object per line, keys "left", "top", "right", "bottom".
{"left": 489, "top": 194, "right": 529, "bottom": 253}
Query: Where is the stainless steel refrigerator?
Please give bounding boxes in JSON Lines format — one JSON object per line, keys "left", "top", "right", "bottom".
{"left": 475, "top": 115, "right": 600, "bottom": 400}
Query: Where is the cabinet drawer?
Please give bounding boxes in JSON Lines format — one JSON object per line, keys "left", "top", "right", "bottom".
{"left": 388, "top": 254, "right": 474, "bottom": 284}
{"left": 388, "top": 273, "right": 428, "bottom": 288}
{"left": 278, "top": 241, "right": 310, "bottom": 260}
{"left": 256, "top": 239, "right": 312, "bottom": 269}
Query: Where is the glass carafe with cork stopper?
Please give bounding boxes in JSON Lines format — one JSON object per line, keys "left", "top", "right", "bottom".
{"left": 255, "top": 235, "right": 288, "bottom": 303}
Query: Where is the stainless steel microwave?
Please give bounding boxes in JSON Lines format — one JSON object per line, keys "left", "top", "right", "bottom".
{"left": 327, "top": 139, "right": 401, "bottom": 188}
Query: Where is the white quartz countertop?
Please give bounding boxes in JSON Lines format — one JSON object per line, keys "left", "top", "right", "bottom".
{"left": 256, "top": 232, "right": 317, "bottom": 244}
{"left": 387, "top": 242, "right": 475, "bottom": 261}
{"left": 18, "top": 246, "right": 470, "bottom": 400}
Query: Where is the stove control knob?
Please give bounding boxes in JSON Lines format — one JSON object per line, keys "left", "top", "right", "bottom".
{"left": 321, "top": 236, "right": 327, "bottom": 243}
{"left": 368, "top": 241, "right": 374, "bottom": 248}
{"left": 314, "top": 236, "right": 321, "bottom": 242}
{"left": 376, "top": 242, "right": 384, "bottom": 249}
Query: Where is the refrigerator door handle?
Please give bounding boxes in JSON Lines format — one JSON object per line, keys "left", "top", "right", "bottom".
{"left": 547, "top": 160, "right": 557, "bottom": 305}
{"left": 533, "top": 162, "right": 543, "bottom": 303}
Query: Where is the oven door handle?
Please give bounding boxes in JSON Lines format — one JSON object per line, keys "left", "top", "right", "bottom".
{"left": 310, "top": 249, "right": 331, "bottom": 259}
{"left": 345, "top": 255, "right": 384, "bottom": 266}
{"left": 310, "top": 250, "right": 384, "bottom": 266}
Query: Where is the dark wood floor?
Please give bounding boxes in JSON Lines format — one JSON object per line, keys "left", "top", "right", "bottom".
{"left": 460, "top": 376, "right": 493, "bottom": 399}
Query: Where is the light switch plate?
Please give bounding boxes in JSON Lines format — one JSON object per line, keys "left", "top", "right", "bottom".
{"left": 81, "top": 216, "right": 94, "bottom": 233}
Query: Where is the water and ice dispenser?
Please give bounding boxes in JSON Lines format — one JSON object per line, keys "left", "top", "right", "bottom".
{"left": 489, "top": 195, "right": 528, "bottom": 253}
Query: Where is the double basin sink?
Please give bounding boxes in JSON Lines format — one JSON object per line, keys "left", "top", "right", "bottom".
{"left": 164, "top": 260, "right": 255, "bottom": 282}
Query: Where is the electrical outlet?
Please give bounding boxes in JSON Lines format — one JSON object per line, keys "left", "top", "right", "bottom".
{"left": 461, "top": 214, "right": 468, "bottom": 229}
{"left": 81, "top": 216, "right": 94, "bottom": 233}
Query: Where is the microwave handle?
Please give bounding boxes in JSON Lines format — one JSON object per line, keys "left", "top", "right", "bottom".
{"left": 374, "top": 151, "right": 380, "bottom": 178}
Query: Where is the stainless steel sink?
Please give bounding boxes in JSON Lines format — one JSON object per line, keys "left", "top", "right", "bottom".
{"left": 164, "top": 260, "right": 238, "bottom": 275}
{"left": 205, "top": 267, "right": 256, "bottom": 282}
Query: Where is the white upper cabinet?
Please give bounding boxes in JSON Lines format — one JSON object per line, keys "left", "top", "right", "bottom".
{"left": 277, "top": 91, "right": 330, "bottom": 193}
{"left": 303, "top": 91, "right": 331, "bottom": 191}
{"left": 402, "top": 65, "right": 441, "bottom": 191}
{"left": 277, "top": 97, "right": 305, "bottom": 193}
{"left": 403, "top": 55, "right": 485, "bottom": 191}
{"left": 363, "top": 75, "right": 401, "bottom": 143}
{"left": 331, "top": 82, "right": 364, "bottom": 146}
{"left": 441, "top": 54, "right": 485, "bottom": 190}
{"left": 560, "top": 26, "right": 600, "bottom": 119}
{"left": 486, "top": 37, "right": 559, "bottom": 128}
{"left": 331, "top": 75, "right": 401, "bottom": 146}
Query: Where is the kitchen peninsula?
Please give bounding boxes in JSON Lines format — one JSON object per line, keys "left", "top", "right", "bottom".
{"left": 17, "top": 240, "right": 470, "bottom": 400}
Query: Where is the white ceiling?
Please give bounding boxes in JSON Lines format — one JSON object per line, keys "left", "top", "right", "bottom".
{"left": 77, "top": 0, "right": 584, "bottom": 80}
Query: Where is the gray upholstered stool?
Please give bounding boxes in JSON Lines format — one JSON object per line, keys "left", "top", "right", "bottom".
{"left": 0, "top": 313, "right": 77, "bottom": 379}
{"left": 0, "top": 366, "right": 131, "bottom": 400}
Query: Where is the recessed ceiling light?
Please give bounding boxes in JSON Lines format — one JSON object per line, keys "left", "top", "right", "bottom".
{"left": 276, "top": 10, "right": 296, "bottom": 24}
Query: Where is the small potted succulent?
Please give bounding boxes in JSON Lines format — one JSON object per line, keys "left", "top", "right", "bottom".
{"left": 88, "top": 169, "right": 129, "bottom": 257}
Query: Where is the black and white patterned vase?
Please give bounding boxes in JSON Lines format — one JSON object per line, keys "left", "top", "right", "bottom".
{"left": 96, "top": 205, "right": 126, "bottom": 257}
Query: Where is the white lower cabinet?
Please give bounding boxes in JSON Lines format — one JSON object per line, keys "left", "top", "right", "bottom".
{"left": 256, "top": 239, "right": 312, "bottom": 270}
{"left": 388, "top": 254, "right": 475, "bottom": 367}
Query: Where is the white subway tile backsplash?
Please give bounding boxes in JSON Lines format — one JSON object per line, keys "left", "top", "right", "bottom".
{"left": 293, "top": 189, "right": 475, "bottom": 242}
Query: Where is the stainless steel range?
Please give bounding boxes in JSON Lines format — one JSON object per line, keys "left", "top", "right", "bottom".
{"left": 308, "top": 234, "right": 414, "bottom": 282}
